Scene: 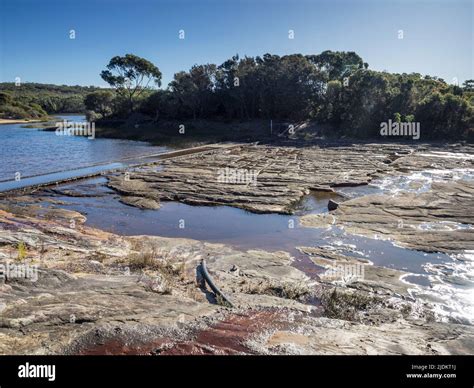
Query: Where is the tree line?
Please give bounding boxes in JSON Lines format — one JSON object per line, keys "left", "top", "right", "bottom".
{"left": 86, "top": 51, "right": 473, "bottom": 140}
{"left": 1, "top": 51, "right": 473, "bottom": 140}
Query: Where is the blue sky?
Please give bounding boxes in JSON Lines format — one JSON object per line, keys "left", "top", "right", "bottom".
{"left": 0, "top": 0, "right": 472, "bottom": 87}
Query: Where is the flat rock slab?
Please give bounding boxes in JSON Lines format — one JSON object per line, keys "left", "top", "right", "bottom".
{"left": 71, "top": 307, "right": 474, "bottom": 355}
{"left": 250, "top": 315, "right": 474, "bottom": 355}
{"left": 297, "top": 246, "right": 410, "bottom": 297}
{"left": 0, "top": 203, "right": 315, "bottom": 354}
{"left": 0, "top": 270, "right": 217, "bottom": 355}
{"left": 301, "top": 180, "right": 474, "bottom": 253}
{"left": 107, "top": 144, "right": 401, "bottom": 214}
{"left": 119, "top": 195, "right": 161, "bottom": 209}
{"left": 106, "top": 143, "right": 474, "bottom": 216}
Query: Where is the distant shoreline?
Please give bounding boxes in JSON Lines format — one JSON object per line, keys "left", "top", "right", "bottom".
{"left": 0, "top": 118, "right": 45, "bottom": 125}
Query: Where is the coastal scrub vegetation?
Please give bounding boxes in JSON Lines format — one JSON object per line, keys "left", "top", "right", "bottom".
{"left": 320, "top": 287, "right": 380, "bottom": 322}
{"left": 1, "top": 51, "right": 473, "bottom": 140}
{"left": 0, "top": 90, "right": 48, "bottom": 120}
{"left": 0, "top": 83, "right": 104, "bottom": 120}
{"left": 83, "top": 51, "right": 474, "bottom": 141}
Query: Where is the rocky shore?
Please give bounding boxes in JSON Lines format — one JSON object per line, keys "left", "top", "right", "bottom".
{"left": 106, "top": 143, "right": 473, "bottom": 214}
{"left": 301, "top": 179, "right": 474, "bottom": 253}
{"left": 0, "top": 142, "right": 473, "bottom": 355}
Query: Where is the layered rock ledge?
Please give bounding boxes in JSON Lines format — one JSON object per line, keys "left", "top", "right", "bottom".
{"left": 301, "top": 180, "right": 474, "bottom": 253}
{"left": 0, "top": 199, "right": 473, "bottom": 355}
{"left": 1, "top": 142, "right": 473, "bottom": 355}
{"left": 107, "top": 144, "right": 399, "bottom": 213}
{"left": 106, "top": 143, "right": 474, "bottom": 214}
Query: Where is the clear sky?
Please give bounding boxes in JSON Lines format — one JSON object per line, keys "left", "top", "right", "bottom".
{"left": 0, "top": 0, "right": 472, "bottom": 88}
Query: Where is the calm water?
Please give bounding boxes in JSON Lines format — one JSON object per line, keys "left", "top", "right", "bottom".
{"left": 0, "top": 115, "right": 167, "bottom": 183}
{"left": 47, "top": 178, "right": 447, "bottom": 275}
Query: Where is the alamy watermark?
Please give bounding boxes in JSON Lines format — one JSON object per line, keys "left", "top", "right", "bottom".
{"left": 380, "top": 119, "right": 420, "bottom": 140}
{"left": 0, "top": 261, "right": 38, "bottom": 282}
{"left": 55, "top": 120, "right": 95, "bottom": 139}
{"left": 320, "top": 263, "right": 364, "bottom": 284}
{"left": 18, "top": 362, "right": 55, "bottom": 382}
{"left": 217, "top": 167, "right": 258, "bottom": 186}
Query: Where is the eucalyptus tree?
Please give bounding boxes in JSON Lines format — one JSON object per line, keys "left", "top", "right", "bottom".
{"left": 101, "top": 54, "right": 162, "bottom": 113}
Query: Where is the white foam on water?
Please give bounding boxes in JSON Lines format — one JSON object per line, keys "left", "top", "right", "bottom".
{"left": 332, "top": 240, "right": 357, "bottom": 249}
{"left": 368, "top": 168, "right": 474, "bottom": 196}
{"left": 416, "top": 221, "right": 474, "bottom": 232}
{"left": 418, "top": 151, "right": 474, "bottom": 160}
{"left": 412, "top": 252, "right": 474, "bottom": 325}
